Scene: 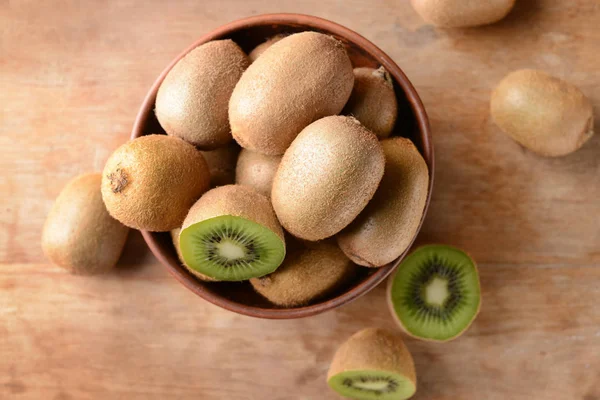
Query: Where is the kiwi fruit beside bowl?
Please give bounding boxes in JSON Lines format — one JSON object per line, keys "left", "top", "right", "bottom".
{"left": 272, "top": 115, "right": 385, "bottom": 241}
{"left": 155, "top": 40, "right": 250, "bottom": 149}
{"left": 338, "top": 137, "right": 429, "bottom": 267}
{"left": 229, "top": 31, "right": 354, "bottom": 155}
{"left": 170, "top": 228, "right": 216, "bottom": 282}
{"left": 328, "top": 328, "right": 417, "bottom": 400}
{"left": 249, "top": 240, "right": 357, "bottom": 307}
{"left": 200, "top": 142, "right": 241, "bottom": 187}
{"left": 101, "top": 134, "right": 210, "bottom": 232}
{"left": 180, "top": 184, "right": 285, "bottom": 281}
{"left": 410, "top": 0, "right": 515, "bottom": 28}
{"left": 387, "top": 245, "right": 481, "bottom": 342}
{"left": 42, "top": 173, "right": 129, "bottom": 275}
{"left": 248, "top": 34, "right": 285, "bottom": 62}
{"left": 235, "top": 149, "right": 282, "bottom": 197}
{"left": 491, "top": 69, "right": 594, "bottom": 157}
{"left": 343, "top": 67, "right": 398, "bottom": 139}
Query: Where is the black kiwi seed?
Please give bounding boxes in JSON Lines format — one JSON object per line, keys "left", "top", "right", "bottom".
{"left": 342, "top": 375, "right": 400, "bottom": 393}
{"left": 193, "top": 227, "right": 260, "bottom": 267}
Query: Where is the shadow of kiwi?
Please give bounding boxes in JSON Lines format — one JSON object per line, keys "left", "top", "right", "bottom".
{"left": 115, "top": 230, "right": 158, "bottom": 273}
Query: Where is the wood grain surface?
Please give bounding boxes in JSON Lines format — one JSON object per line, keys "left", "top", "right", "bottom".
{"left": 1, "top": 1, "right": 599, "bottom": 399}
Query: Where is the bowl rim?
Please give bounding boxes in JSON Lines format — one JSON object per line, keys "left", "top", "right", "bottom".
{"left": 131, "top": 13, "right": 434, "bottom": 319}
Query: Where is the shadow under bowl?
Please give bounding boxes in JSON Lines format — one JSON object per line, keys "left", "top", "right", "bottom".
{"left": 131, "top": 13, "right": 434, "bottom": 319}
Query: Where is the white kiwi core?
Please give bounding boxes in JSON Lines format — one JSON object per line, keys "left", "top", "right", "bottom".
{"left": 216, "top": 239, "right": 246, "bottom": 260}
{"left": 353, "top": 381, "right": 392, "bottom": 391}
{"left": 425, "top": 277, "right": 449, "bottom": 306}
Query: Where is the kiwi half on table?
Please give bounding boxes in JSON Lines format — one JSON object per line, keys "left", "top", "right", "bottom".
{"left": 179, "top": 185, "right": 285, "bottom": 281}
{"left": 387, "top": 245, "right": 481, "bottom": 342}
{"left": 328, "top": 328, "right": 417, "bottom": 400}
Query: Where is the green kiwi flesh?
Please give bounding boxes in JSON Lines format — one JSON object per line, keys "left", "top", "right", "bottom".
{"left": 387, "top": 245, "right": 481, "bottom": 342}
{"left": 170, "top": 228, "right": 216, "bottom": 282}
{"left": 328, "top": 328, "right": 417, "bottom": 400}
{"left": 180, "top": 215, "right": 285, "bottom": 281}
{"left": 329, "top": 370, "right": 414, "bottom": 400}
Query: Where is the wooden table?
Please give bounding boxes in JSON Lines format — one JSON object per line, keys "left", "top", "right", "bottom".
{"left": 2, "top": 1, "right": 599, "bottom": 399}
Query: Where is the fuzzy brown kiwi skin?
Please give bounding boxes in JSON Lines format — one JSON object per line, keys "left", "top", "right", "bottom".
{"left": 385, "top": 246, "right": 482, "bottom": 343}
{"left": 229, "top": 32, "right": 354, "bottom": 155}
{"left": 248, "top": 34, "right": 286, "bottom": 62}
{"left": 235, "top": 149, "right": 282, "bottom": 197}
{"left": 249, "top": 240, "right": 357, "bottom": 307}
{"left": 181, "top": 184, "right": 285, "bottom": 245}
{"left": 337, "top": 138, "right": 429, "bottom": 267}
{"left": 411, "top": 0, "right": 515, "bottom": 28}
{"left": 343, "top": 67, "right": 398, "bottom": 139}
{"left": 155, "top": 40, "right": 250, "bottom": 150}
{"left": 327, "top": 328, "right": 417, "bottom": 393}
{"left": 272, "top": 115, "right": 385, "bottom": 241}
{"left": 200, "top": 143, "right": 240, "bottom": 187}
{"left": 491, "top": 69, "right": 594, "bottom": 157}
{"left": 101, "top": 135, "right": 210, "bottom": 232}
{"left": 42, "top": 173, "right": 129, "bottom": 275}
{"left": 170, "top": 228, "right": 216, "bottom": 282}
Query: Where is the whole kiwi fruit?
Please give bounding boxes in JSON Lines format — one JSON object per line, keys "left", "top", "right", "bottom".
{"left": 249, "top": 240, "right": 356, "bottom": 307}
{"left": 272, "top": 116, "right": 385, "bottom": 241}
{"left": 328, "top": 328, "right": 417, "bottom": 400}
{"left": 338, "top": 138, "right": 429, "bottom": 267}
{"left": 170, "top": 228, "right": 216, "bottom": 282}
{"left": 42, "top": 173, "right": 129, "bottom": 275}
{"left": 229, "top": 32, "right": 354, "bottom": 155}
{"left": 491, "top": 69, "right": 594, "bottom": 157}
{"left": 155, "top": 40, "right": 249, "bottom": 149}
{"left": 101, "top": 135, "right": 210, "bottom": 232}
{"left": 343, "top": 67, "right": 398, "bottom": 139}
{"left": 411, "top": 0, "right": 515, "bottom": 28}
{"left": 248, "top": 34, "right": 285, "bottom": 62}
{"left": 200, "top": 143, "right": 240, "bottom": 187}
{"left": 235, "top": 149, "right": 282, "bottom": 197}
{"left": 179, "top": 185, "right": 285, "bottom": 281}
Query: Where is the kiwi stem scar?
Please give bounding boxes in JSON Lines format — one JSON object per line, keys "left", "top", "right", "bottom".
{"left": 107, "top": 168, "right": 128, "bottom": 193}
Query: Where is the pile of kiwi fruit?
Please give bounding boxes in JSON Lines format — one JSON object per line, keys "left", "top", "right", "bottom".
{"left": 42, "top": 6, "right": 594, "bottom": 399}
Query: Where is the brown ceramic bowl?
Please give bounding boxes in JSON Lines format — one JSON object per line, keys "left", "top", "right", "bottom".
{"left": 132, "top": 13, "right": 434, "bottom": 319}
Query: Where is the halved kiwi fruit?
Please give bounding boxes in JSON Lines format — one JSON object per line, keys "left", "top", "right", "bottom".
{"left": 328, "top": 328, "right": 417, "bottom": 400}
{"left": 180, "top": 185, "right": 285, "bottom": 281}
{"left": 387, "top": 245, "right": 481, "bottom": 342}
